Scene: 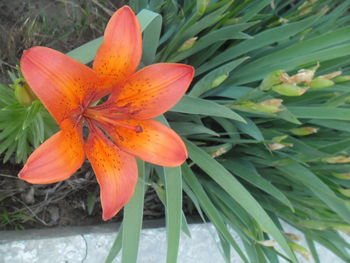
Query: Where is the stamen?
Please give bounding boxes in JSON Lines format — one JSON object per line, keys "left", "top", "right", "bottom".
{"left": 103, "top": 119, "right": 143, "bottom": 133}
{"left": 83, "top": 107, "right": 143, "bottom": 134}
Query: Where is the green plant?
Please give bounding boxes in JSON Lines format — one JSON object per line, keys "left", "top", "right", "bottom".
{"left": 0, "top": 70, "right": 57, "bottom": 163}
{"left": 0, "top": 207, "right": 35, "bottom": 231}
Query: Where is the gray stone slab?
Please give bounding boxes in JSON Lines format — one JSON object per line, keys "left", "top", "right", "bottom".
{"left": 0, "top": 222, "right": 349, "bottom": 263}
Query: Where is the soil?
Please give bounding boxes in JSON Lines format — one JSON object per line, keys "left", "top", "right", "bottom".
{"left": 0, "top": 155, "right": 181, "bottom": 230}
{"left": 0, "top": 0, "right": 198, "bottom": 231}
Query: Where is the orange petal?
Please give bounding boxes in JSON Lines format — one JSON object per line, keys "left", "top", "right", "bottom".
{"left": 21, "top": 47, "right": 107, "bottom": 124}
{"left": 110, "top": 63, "right": 194, "bottom": 119}
{"left": 19, "top": 119, "right": 85, "bottom": 184}
{"left": 106, "top": 119, "right": 187, "bottom": 167}
{"left": 93, "top": 6, "right": 142, "bottom": 83}
{"left": 85, "top": 130, "right": 138, "bottom": 220}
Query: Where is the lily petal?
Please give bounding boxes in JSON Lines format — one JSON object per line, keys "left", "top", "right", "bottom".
{"left": 85, "top": 129, "right": 138, "bottom": 221}
{"left": 110, "top": 63, "right": 194, "bottom": 119}
{"left": 21, "top": 47, "right": 106, "bottom": 123}
{"left": 19, "top": 119, "right": 85, "bottom": 184}
{"left": 93, "top": 6, "right": 142, "bottom": 83}
{"left": 106, "top": 119, "right": 187, "bottom": 167}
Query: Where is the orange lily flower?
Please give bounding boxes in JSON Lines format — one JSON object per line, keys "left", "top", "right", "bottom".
{"left": 18, "top": 6, "right": 194, "bottom": 220}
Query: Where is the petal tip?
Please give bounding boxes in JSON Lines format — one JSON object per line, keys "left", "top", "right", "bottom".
{"left": 102, "top": 213, "right": 113, "bottom": 221}
{"left": 102, "top": 206, "right": 122, "bottom": 221}
{"left": 18, "top": 170, "right": 25, "bottom": 180}
{"left": 120, "top": 5, "right": 135, "bottom": 14}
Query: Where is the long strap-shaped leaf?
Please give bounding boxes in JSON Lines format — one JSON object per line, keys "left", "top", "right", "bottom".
{"left": 182, "top": 164, "right": 250, "bottom": 263}
{"left": 67, "top": 9, "right": 162, "bottom": 66}
{"left": 105, "top": 223, "right": 123, "bottom": 263}
{"left": 185, "top": 139, "right": 298, "bottom": 263}
{"left": 171, "top": 95, "right": 245, "bottom": 122}
{"left": 138, "top": 9, "right": 162, "bottom": 65}
{"left": 121, "top": 159, "right": 146, "bottom": 263}
{"left": 164, "top": 166, "right": 183, "bottom": 263}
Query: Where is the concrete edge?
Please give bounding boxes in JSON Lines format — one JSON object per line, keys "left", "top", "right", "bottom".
{"left": 0, "top": 216, "right": 202, "bottom": 242}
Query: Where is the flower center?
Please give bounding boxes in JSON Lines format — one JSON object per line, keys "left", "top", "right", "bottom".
{"left": 73, "top": 101, "right": 143, "bottom": 142}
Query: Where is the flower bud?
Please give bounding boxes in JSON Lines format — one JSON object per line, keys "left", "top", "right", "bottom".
{"left": 289, "top": 242, "right": 311, "bottom": 261}
{"left": 211, "top": 74, "right": 228, "bottom": 89}
{"left": 178, "top": 37, "right": 198, "bottom": 52}
{"left": 333, "top": 75, "right": 350, "bottom": 83}
{"left": 338, "top": 188, "right": 350, "bottom": 198}
{"left": 255, "top": 99, "right": 284, "bottom": 114}
{"left": 289, "top": 69, "right": 316, "bottom": 84}
{"left": 272, "top": 84, "right": 308, "bottom": 96}
{"left": 320, "top": 71, "right": 342, "bottom": 80}
{"left": 206, "top": 143, "right": 232, "bottom": 158}
{"left": 310, "top": 77, "right": 334, "bottom": 89}
{"left": 290, "top": 126, "right": 318, "bottom": 136}
{"left": 258, "top": 240, "right": 277, "bottom": 247}
{"left": 268, "top": 135, "right": 293, "bottom": 150}
{"left": 268, "top": 143, "right": 293, "bottom": 151}
{"left": 11, "top": 78, "right": 36, "bottom": 105}
{"left": 259, "top": 70, "right": 284, "bottom": 90}
{"left": 272, "top": 135, "right": 288, "bottom": 143}
{"left": 237, "top": 99, "right": 284, "bottom": 114}
{"left": 299, "top": 220, "right": 328, "bottom": 230}
{"left": 322, "top": 156, "right": 350, "bottom": 164}
{"left": 331, "top": 173, "right": 350, "bottom": 180}
{"left": 333, "top": 224, "right": 350, "bottom": 234}
{"left": 284, "top": 233, "right": 301, "bottom": 242}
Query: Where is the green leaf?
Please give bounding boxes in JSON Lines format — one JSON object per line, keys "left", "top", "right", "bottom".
{"left": 170, "top": 24, "right": 254, "bottom": 62}
{"left": 138, "top": 9, "right": 162, "bottom": 65}
{"left": 288, "top": 106, "right": 350, "bottom": 121}
{"left": 305, "top": 236, "right": 320, "bottom": 263}
{"left": 86, "top": 193, "right": 97, "bottom": 215}
{"left": 105, "top": 224, "right": 123, "bottom": 263}
{"left": 308, "top": 119, "right": 350, "bottom": 132}
{"left": 197, "top": 15, "right": 320, "bottom": 74}
{"left": 121, "top": 160, "right": 146, "bottom": 263}
{"left": 233, "top": 26, "right": 350, "bottom": 84}
{"left": 182, "top": 164, "right": 250, "bottom": 263}
{"left": 178, "top": 0, "right": 234, "bottom": 48}
{"left": 171, "top": 122, "right": 219, "bottom": 137}
{"left": 189, "top": 57, "right": 249, "bottom": 97}
{"left": 152, "top": 181, "right": 191, "bottom": 237}
{"left": 185, "top": 140, "right": 298, "bottom": 263}
{"left": 130, "top": 0, "right": 148, "bottom": 13}
{"left": 171, "top": 95, "right": 245, "bottom": 122}
{"left": 235, "top": 116, "right": 264, "bottom": 141}
{"left": 67, "top": 37, "right": 103, "bottom": 64}
{"left": 223, "top": 160, "right": 294, "bottom": 211}
{"left": 164, "top": 166, "right": 182, "bottom": 263}
{"left": 239, "top": 0, "right": 272, "bottom": 22}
